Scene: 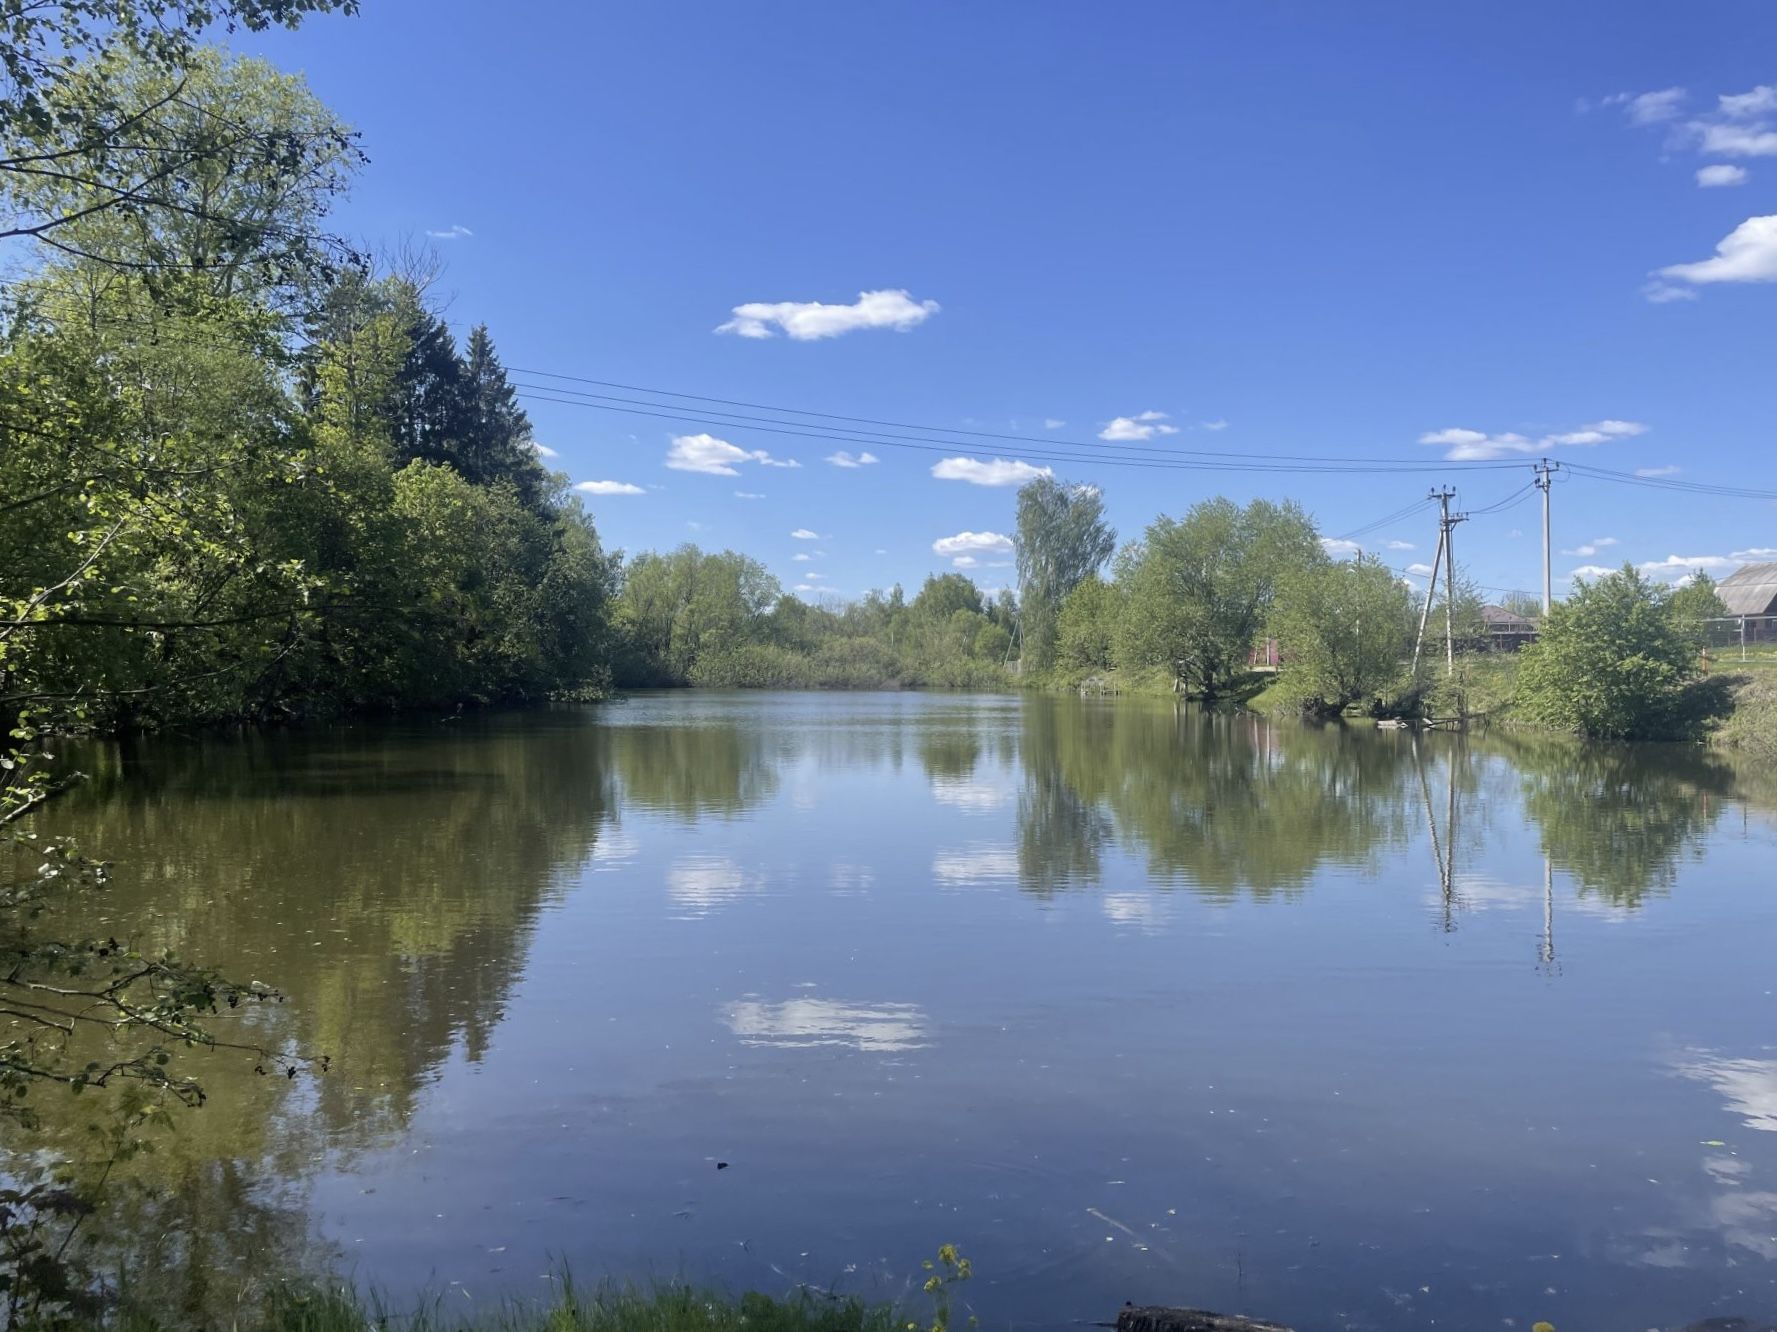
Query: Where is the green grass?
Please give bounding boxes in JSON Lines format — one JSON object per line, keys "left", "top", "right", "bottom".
{"left": 119, "top": 1280, "right": 913, "bottom": 1332}
{"left": 1711, "top": 672, "right": 1777, "bottom": 759}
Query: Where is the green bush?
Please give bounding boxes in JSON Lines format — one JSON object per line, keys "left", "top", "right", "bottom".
{"left": 1515, "top": 566, "right": 1701, "bottom": 740}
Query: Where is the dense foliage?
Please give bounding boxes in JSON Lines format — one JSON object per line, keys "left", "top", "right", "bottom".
{"left": 612, "top": 555, "right": 1015, "bottom": 690}
{"left": 1515, "top": 566, "right": 1719, "bottom": 740}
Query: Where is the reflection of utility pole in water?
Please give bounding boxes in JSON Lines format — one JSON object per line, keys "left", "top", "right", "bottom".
{"left": 1413, "top": 734, "right": 1457, "bottom": 931}
{"left": 1538, "top": 853, "right": 1556, "bottom": 971}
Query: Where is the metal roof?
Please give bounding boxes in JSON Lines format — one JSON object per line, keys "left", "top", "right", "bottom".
{"left": 1719, "top": 562, "right": 1777, "bottom": 616}
{"left": 1481, "top": 604, "right": 1537, "bottom": 631}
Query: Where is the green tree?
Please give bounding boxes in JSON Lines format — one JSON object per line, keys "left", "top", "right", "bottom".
{"left": 1273, "top": 555, "right": 1416, "bottom": 713}
{"left": 1515, "top": 565, "right": 1697, "bottom": 739}
{"left": 1014, "top": 478, "right": 1114, "bottom": 672}
{"left": 1669, "top": 571, "right": 1731, "bottom": 650}
{"left": 1054, "top": 575, "right": 1119, "bottom": 675}
{"left": 1115, "top": 497, "right": 1323, "bottom": 697}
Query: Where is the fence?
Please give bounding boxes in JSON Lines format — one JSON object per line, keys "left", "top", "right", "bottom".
{"left": 1699, "top": 615, "right": 1777, "bottom": 661}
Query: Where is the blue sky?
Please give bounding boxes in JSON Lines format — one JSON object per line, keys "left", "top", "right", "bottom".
{"left": 243, "top": 1, "right": 1777, "bottom": 603}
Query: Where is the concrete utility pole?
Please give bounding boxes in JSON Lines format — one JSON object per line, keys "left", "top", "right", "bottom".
{"left": 1411, "top": 515, "right": 1446, "bottom": 675}
{"left": 1428, "top": 487, "right": 1467, "bottom": 677}
{"left": 1533, "top": 459, "right": 1558, "bottom": 617}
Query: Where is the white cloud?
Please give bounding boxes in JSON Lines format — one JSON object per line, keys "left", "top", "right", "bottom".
{"left": 1698, "top": 163, "right": 1750, "bottom": 187}
{"left": 1384, "top": 539, "right": 1416, "bottom": 551}
{"left": 952, "top": 555, "right": 980, "bottom": 568}
{"left": 1562, "top": 536, "right": 1620, "bottom": 557}
{"left": 874, "top": 548, "right": 888, "bottom": 555}
{"left": 1200, "top": 418, "right": 1229, "bottom": 431}
{"left": 529, "top": 441, "right": 559, "bottom": 459}
{"left": 734, "top": 490, "right": 765, "bottom": 499}
{"left": 804, "top": 571, "right": 827, "bottom": 580}
{"left": 1638, "top": 554, "right": 1739, "bottom": 577}
{"left": 1636, "top": 465, "right": 1682, "bottom": 477}
{"left": 1099, "top": 410, "right": 1181, "bottom": 442}
{"left": 1406, "top": 562, "right": 1436, "bottom": 578}
{"left": 1732, "top": 547, "right": 1777, "bottom": 560}
{"left": 932, "top": 531, "right": 1013, "bottom": 558}
{"left": 574, "top": 479, "right": 645, "bottom": 496}
{"left": 425, "top": 223, "right": 473, "bottom": 240}
{"left": 1642, "top": 280, "right": 1699, "bottom": 304}
{"left": 1567, "top": 564, "right": 1616, "bottom": 580}
{"left": 1658, "top": 214, "right": 1777, "bottom": 287}
{"left": 1419, "top": 419, "right": 1645, "bottom": 461}
{"left": 792, "top": 553, "right": 812, "bottom": 562}
{"left": 716, "top": 289, "right": 939, "bottom": 340}
{"left": 793, "top": 583, "right": 822, "bottom": 594}
{"left": 931, "top": 845, "right": 1020, "bottom": 885}
{"left": 1320, "top": 537, "right": 1362, "bottom": 557}
{"left": 1695, "top": 122, "right": 1777, "bottom": 157}
{"left": 790, "top": 528, "right": 821, "bottom": 540}
{"left": 1604, "top": 87, "right": 1687, "bottom": 125}
{"left": 931, "top": 456, "right": 1052, "bottom": 487}
{"left": 826, "top": 451, "right": 879, "bottom": 468}
{"left": 1720, "top": 85, "right": 1777, "bottom": 118}
{"left": 666, "top": 432, "right": 799, "bottom": 475}
{"left": 1043, "top": 418, "right": 1066, "bottom": 430}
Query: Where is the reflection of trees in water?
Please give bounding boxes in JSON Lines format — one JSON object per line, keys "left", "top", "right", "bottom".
{"left": 1494, "top": 733, "right": 1734, "bottom": 909}
{"left": 29, "top": 712, "right": 619, "bottom": 1167}
{"left": 606, "top": 719, "right": 781, "bottom": 818}
{"left": 1017, "top": 698, "right": 1416, "bottom": 900}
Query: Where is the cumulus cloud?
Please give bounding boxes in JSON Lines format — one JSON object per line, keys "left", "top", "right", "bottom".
{"left": 666, "top": 432, "right": 800, "bottom": 475}
{"left": 825, "top": 450, "right": 879, "bottom": 468}
{"left": 790, "top": 528, "right": 821, "bottom": 540}
{"left": 425, "top": 223, "right": 473, "bottom": 240}
{"left": 1406, "top": 562, "right": 1436, "bottom": 578}
{"left": 1562, "top": 536, "right": 1620, "bottom": 557}
{"left": 574, "top": 479, "right": 645, "bottom": 496}
{"left": 932, "top": 531, "right": 1014, "bottom": 558}
{"left": 793, "top": 583, "right": 823, "bottom": 594}
{"left": 1638, "top": 554, "right": 1740, "bottom": 578}
{"left": 1642, "top": 280, "right": 1699, "bottom": 303}
{"left": 1567, "top": 564, "right": 1616, "bottom": 581}
{"left": 1385, "top": 539, "right": 1416, "bottom": 551}
{"left": 931, "top": 456, "right": 1052, "bottom": 487}
{"left": 1733, "top": 547, "right": 1777, "bottom": 560}
{"left": 1099, "top": 410, "right": 1181, "bottom": 442}
{"left": 1419, "top": 419, "right": 1646, "bottom": 461}
{"left": 1698, "top": 163, "right": 1750, "bottom": 187}
{"left": 529, "top": 441, "right": 559, "bottom": 459}
{"left": 1320, "top": 537, "right": 1362, "bottom": 557}
{"left": 1658, "top": 214, "right": 1777, "bottom": 287}
{"left": 792, "top": 553, "right": 812, "bottom": 562}
{"left": 1602, "top": 87, "right": 1687, "bottom": 125}
{"left": 716, "top": 289, "right": 939, "bottom": 340}
{"left": 1720, "top": 85, "right": 1777, "bottom": 119}
{"left": 1695, "top": 122, "right": 1777, "bottom": 157}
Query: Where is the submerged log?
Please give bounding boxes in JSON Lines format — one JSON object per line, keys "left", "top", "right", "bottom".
{"left": 1117, "top": 1306, "right": 1294, "bottom": 1332}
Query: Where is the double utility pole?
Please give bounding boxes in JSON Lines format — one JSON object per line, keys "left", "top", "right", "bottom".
{"left": 1412, "top": 487, "right": 1466, "bottom": 677}
{"left": 1533, "top": 459, "right": 1558, "bottom": 617}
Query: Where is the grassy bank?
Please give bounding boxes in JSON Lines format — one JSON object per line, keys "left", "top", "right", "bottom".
{"left": 115, "top": 1282, "right": 915, "bottom": 1332}
{"left": 1711, "top": 672, "right": 1777, "bottom": 759}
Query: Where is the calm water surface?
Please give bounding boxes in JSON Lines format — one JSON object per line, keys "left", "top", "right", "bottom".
{"left": 40, "top": 692, "right": 1777, "bottom": 1329}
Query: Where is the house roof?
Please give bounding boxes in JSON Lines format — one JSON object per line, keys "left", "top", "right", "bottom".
{"left": 1481, "top": 604, "right": 1537, "bottom": 631}
{"left": 1719, "top": 562, "right": 1777, "bottom": 616}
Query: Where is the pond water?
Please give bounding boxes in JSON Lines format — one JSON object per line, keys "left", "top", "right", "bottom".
{"left": 32, "top": 692, "right": 1777, "bottom": 1329}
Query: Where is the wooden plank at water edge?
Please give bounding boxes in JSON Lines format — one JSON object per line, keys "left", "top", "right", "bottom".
{"left": 1116, "top": 1306, "right": 1294, "bottom": 1332}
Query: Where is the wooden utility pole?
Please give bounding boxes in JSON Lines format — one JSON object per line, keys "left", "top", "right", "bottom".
{"left": 1411, "top": 518, "right": 1446, "bottom": 675}
{"left": 1533, "top": 459, "right": 1558, "bottom": 617}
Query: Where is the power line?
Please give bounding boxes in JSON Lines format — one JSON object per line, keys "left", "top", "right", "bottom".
{"left": 513, "top": 386, "right": 1526, "bottom": 477}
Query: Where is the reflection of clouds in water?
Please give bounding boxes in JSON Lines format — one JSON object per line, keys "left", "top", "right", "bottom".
{"left": 723, "top": 997, "right": 927, "bottom": 1051}
{"left": 1675, "top": 1050, "right": 1777, "bottom": 1132}
{"left": 1709, "top": 1188, "right": 1777, "bottom": 1261}
{"left": 932, "top": 845, "right": 1019, "bottom": 886}
{"left": 829, "top": 862, "right": 874, "bottom": 895}
{"left": 589, "top": 828, "right": 639, "bottom": 870}
{"left": 667, "top": 855, "right": 760, "bottom": 914}
{"left": 1433, "top": 872, "right": 1636, "bottom": 920}
{"left": 1101, "top": 892, "right": 1169, "bottom": 933}
{"left": 930, "top": 774, "right": 1015, "bottom": 814}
